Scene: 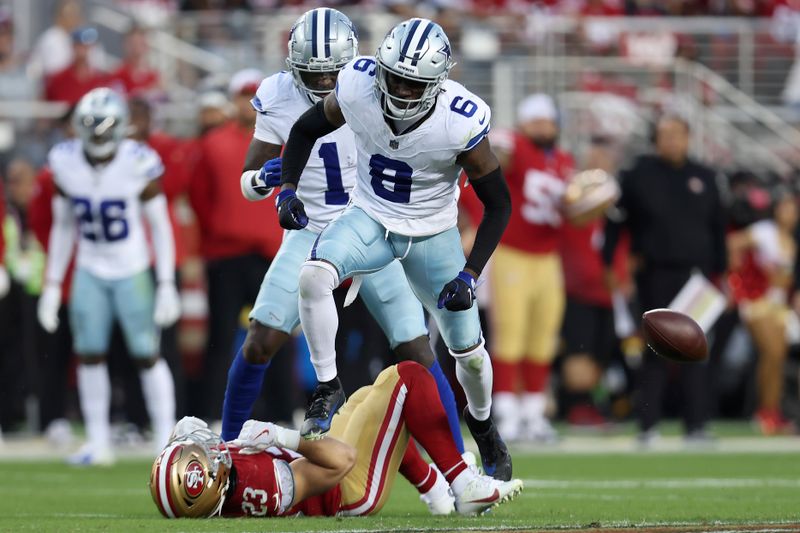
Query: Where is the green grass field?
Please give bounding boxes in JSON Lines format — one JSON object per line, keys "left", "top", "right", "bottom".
{"left": 1, "top": 448, "right": 799, "bottom": 532}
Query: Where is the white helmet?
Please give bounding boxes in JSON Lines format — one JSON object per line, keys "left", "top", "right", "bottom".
{"left": 73, "top": 88, "right": 129, "bottom": 159}
{"left": 286, "top": 8, "right": 358, "bottom": 102}
{"left": 375, "top": 18, "right": 455, "bottom": 120}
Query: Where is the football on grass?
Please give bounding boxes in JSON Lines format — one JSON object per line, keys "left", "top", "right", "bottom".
{"left": 641, "top": 309, "right": 708, "bottom": 363}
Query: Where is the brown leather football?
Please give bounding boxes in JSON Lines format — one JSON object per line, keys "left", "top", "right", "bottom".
{"left": 642, "top": 309, "right": 708, "bottom": 363}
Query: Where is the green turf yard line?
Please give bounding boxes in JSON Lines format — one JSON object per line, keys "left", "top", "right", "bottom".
{"left": 0, "top": 452, "right": 798, "bottom": 532}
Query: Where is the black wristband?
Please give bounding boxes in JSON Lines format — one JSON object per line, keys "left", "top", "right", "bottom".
{"left": 281, "top": 101, "right": 337, "bottom": 188}
{"left": 465, "top": 167, "right": 512, "bottom": 275}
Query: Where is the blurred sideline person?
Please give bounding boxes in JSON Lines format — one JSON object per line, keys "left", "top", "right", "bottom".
{"left": 187, "top": 69, "right": 286, "bottom": 421}
{"left": 221, "top": 8, "right": 464, "bottom": 462}
{"left": 278, "top": 19, "right": 512, "bottom": 480}
{"left": 0, "top": 158, "right": 46, "bottom": 433}
{"left": 44, "top": 26, "right": 107, "bottom": 106}
{"left": 558, "top": 140, "right": 630, "bottom": 426}
{"left": 487, "top": 94, "right": 574, "bottom": 442}
{"left": 37, "top": 88, "right": 180, "bottom": 464}
{"left": 129, "top": 97, "right": 192, "bottom": 418}
{"left": 602, "top": 115, "right": 727, "bottom": 444}
{"left": 728, "top": 186, "right": 798, "bottom": 435}
{"left": 152, "top": 362, "right": 523, "bottom": 519}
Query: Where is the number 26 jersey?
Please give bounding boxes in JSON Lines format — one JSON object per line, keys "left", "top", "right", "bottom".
{"left": 335, "top": 56, "right": 491, "bottom": 237}
{"left": 47, "top": 138, "right": 164, "bottom": 280}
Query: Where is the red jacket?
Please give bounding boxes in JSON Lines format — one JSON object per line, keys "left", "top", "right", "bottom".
{"left": 146, "top": 132, "right": 192, "bottom": 267}
{"left": 188, "top": 121, "right": 283, "bottom": 261}
{"left": 45, "top": 62, "right": 108, "bottom": 105}
{"left": 28, "top": 168, "right": 75, "bottom": 300}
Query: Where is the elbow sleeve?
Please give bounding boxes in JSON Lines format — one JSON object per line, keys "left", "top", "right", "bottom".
{"left": 465, "top": 167, "right": 512, "bottom": 275}
{"left": 281, "top": 101, "right": 338, "bottom": 188}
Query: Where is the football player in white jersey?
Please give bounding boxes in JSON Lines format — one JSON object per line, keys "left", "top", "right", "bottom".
{"left": 37, "top": 88, "right": 180, "bottom": 464}
{"left": 278, "top": 19, "right": 513, "bottom": 480}
{"left": 223, "top": 8, "right": 466, "bottom": 505}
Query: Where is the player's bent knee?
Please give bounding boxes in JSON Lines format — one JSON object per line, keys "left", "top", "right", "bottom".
{"left": 135, "top": 356, "right": 159, "bottom": 369}
{"left": 242, "top": 321, "right": 288, "bottom": 365}
{"left": 393, "top": 336, "right": 435, "bottom": 368}
{"left": 80, "top": 355, "right": 107, "bottom": 365}
{"left": 451, "top": 341, "right": 488, "bottom": 374}
{"left": 298, "top": 261, "right": 340, "bottom": 300}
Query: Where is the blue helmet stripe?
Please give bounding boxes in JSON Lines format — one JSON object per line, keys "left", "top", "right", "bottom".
{"left": 400, "top": 19, "right": 421, "bottom": 62}
{"left": 324, "top": 8, "right": 331, "bottom": 57}
{"left": 411, "top": 21, "right": 434, "bottom": 66}
{"left": 310, "top": 9, "right": 318, "bottom": 58}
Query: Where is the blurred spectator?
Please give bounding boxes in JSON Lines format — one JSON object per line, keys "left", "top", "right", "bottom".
{"left": 108, "top": 26, "right": 163, "bottom": 99}
{"left": 187, "top": 68, "right": 284, "bottom": 420}
{"left": 129, "top": 97, "right": 191, "bottom": 417}
{"left": 29, "top": 0, "right": 84, "bottom": 78}
{"left": 26, "top": 109, "right": 78, "bottom": 446}
{"left": 728, "top": 184, "right": 798, "bottom": 435}
{"left": 558, "top": 140, "right": 631, "bottom": 427}
{"left": 602, "top": 115, "right": 727, "bottom": 444}
{"left": 44, "top": 27, "right": 108, "bottom": 105}
{"left": 0, "top": 7, "right": 38, "bottom": 101}
{"left": 0, "top": 157, "right": 44, "bottom": 433}
{"left": 197, "top": 91, "right": 231, "bottom": 135}
{"left": 488, "top": 94, "right": 574, "bottom": 443}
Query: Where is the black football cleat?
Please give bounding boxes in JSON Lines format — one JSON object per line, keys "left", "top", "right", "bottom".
{"left": 464, "top": 407, "right": 513, "bottom": 481}
{"left": 301, "top": 379, "right": 346, "bottom": 439}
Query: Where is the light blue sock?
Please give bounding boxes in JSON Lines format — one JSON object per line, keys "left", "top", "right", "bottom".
{"left": 429, "top": 359, "right": 465, "bottom": 453}
{"left": 221, "top": 348, "right": 269, "bottom": 441}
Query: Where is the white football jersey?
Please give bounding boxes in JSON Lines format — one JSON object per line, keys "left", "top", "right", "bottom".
{"left": 252, "top": 71, "right": 357, "bottom": 233}
{"left": 335, "top": 56, "right": 491, "bottom": 237}
{"left": 48, "top": 138, "right": 164, "bottom": 280}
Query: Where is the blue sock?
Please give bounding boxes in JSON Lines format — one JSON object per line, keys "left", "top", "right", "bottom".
{"left": 429, "top": 359, "right": 465, "bottom": 453}
{"left": 221, "top": 348, "right": 269, "bottom": 441}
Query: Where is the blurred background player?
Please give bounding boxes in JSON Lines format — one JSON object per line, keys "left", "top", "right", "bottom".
{"left": 602, "top": 114, "right": 727, "bottom": 444}
{"left": 37, "top": 88, "right": 180, "bottom": 464}
{"left": 221, "top": 8, "right": 464, "bottom": 459}
{"left": 278, "top": 19, "right": 512, "bottom": 479}
{"left": 152, "top": 362, "right": 522, "bottom": 519}
{"left": 728, "top": 185, "right": 798, "bottom": 435}
{"left": 187, "top": 69, "right": 287, "bottom": 423}
{"left": 488, "top": 94, "right": 574, "bottom": 443}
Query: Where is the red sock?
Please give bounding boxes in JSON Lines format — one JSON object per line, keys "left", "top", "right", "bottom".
{"left": 396, "top": 361, "right": 466, "bottom": 484}
{"left": 399, "top": 441, "right": 437, "bottom": 493}
{"left": 522, "top": 360, "right": 550, "bottom": 392}
{"left": 493, "top": 359, "right": 518, "bottom": 392}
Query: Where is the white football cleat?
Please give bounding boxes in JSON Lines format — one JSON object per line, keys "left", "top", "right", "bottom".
{"left": 66, "top": 444, "right": 115, "bottom": 466}
{"left": 454, "top": 475, "right": 524, "bottom": 516}
{"left": 524, "top": 417, "right": 559, "bottom": 444}
{"left": 420, "top": 465, "right": 455, "bottom": 515}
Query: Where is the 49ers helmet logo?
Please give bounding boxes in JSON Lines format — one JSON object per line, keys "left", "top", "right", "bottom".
{"left": 184, "top": 460, "right": 206, "bottom": 498}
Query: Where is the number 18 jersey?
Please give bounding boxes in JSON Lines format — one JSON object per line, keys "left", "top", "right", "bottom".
{"left": 47, "top": 139, "right": 164, "bottom": 280}
{"left": 335, "top": 56, "right": 491, "bottom": 237}
{"left": 252, "top": 71, "right": 357, "bottom": 233}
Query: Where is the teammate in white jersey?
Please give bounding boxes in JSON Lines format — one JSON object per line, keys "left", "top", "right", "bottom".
{"left": 37, "top": 88, "right": 180, "bottom": 465}
{"left": 223, "top": 9, "right": 466, "bottom": 505}
{"left": 278, "top": 19, "right": 513, "bottom": 480}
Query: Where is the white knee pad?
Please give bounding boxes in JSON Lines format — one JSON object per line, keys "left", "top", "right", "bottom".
{"left": 451, "top": 340, "right": 488, "bottom": 374}
{"left": 299, "top": 261, "right": 339, "bottom": 300}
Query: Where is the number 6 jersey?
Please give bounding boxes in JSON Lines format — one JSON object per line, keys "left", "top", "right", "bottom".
{"left": 335, "top": 56, "right": 492, "bottom": 237}
{"left": 47, "top": 138, "right": 164, "bottom": 280}
{"left": 252, "top": 71, "right": 357, "bottom": 234}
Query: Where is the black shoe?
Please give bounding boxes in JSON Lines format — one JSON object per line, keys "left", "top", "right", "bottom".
{"left": 463, "top": 407, "right": 512, "bottom": 481}
{"left": 301, "top": 379, "right": 346, "bottom": 439}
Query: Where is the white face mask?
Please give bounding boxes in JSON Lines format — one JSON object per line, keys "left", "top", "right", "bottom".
{"left": 84, "top": 139, "right": 117, "bottom": 159}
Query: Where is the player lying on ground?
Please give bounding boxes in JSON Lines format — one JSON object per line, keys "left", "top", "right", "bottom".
{"left": 151, "top": 362, "right": 523, "bottom": 518}
{"left": 224, "top": 7, "right": 465, "bottom": 455}
{"left": 277, "top": 17, "right": 513, "bottom": 480}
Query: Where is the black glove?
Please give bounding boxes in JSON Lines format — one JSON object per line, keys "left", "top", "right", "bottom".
{"left": 437, "top": 271, "right": 476, "bottom": 311}
{"left": 276, "top": 189, "right": 308, "bottom": 230}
